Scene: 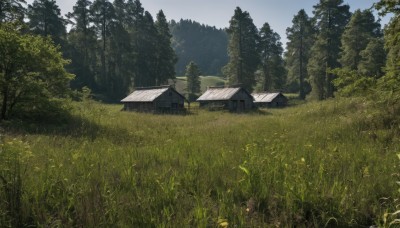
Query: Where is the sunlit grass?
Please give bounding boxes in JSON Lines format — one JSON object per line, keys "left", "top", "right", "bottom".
{"left": 1, "top": 98, "right": 399, "bottom": 226}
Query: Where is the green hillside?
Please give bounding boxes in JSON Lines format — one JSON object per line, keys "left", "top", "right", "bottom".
{"left": 1, "top": 98, "right": 399, "bottom": 227}
{"left": 171, "top": 76, "right": 226, "bottom": 96}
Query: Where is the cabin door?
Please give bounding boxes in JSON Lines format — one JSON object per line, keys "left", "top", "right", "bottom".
{"left": 239, "top": 100, "right": 245, "bottom": 111}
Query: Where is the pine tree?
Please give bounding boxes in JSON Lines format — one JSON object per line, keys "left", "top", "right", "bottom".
{"left": 66, "top": 0, "right": 98, "bottom": 90}
{"left": 0, "top": 0, "right": 26, "bottom": 24}
{"left": 285, "top": 9, "right": 315, "bottom": 99}
{"left": 375, "top": 0, "right": 400, "bottom": 107}
{"left": 358, "top": 38, "right": 385, "bottom": 77}
{"left": 185, "top": 61, "right": 201, "bottom": 101}
{"left": 90, "top": 0, "right": 114, "bottom": 93}
{"left": 155, "top": 10, "right": 177, "bottom": 85}
{"left": 106, "top": 0, "right": 133, "bottom": 99}
{"left": 125, "top": 0, "right": 157, "bottom": 87}
{"left": 27, "top": 0, "right": 67, "bottom": 46}
{"left": 339, "top": 9, "right": 381, "bottom": 70}
{"left": 223, "top": 7, "right": 259, "bottom": 92}
{"left": 308, "top": 0, "right": 351, "bottom": 99}
{"left": 258, "top": 22, "right": 286, "bottom": 92}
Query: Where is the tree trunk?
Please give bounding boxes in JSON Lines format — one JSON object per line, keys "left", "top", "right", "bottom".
{"left": 299, "top": 33, "right": 305, "bottom": 99}
{"left": 1, "top": 85, "right": 9, "bottom": 120}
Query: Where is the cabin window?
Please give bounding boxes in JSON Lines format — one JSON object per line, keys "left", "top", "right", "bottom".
{"left": 171, "top": 103, "right": 178, "bottom": 109}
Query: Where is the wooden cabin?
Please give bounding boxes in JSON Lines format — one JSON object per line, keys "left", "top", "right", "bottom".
{"left": 197, "top": 87, "right": 254, "bottom": 112}
{"left": 121, "top": 86, "right": 187, "bottom": 113}
{"left": 252, "top": 92, "right": 288, "bottom": 108}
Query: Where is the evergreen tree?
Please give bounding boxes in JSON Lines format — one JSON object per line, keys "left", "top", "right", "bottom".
{"left": 125, "top": 0, "right": 148, "bottom": 87}
{"left": 185, "top": 61, "right": 201, "bottom": 100}
{"left": 258, "top": 22, "right": 286, "bottom": 92}
{"left": 358, "top": 38, "right": 385, "bottom": 77}
{"left": 308, "top": 0, "right": 351, "bottom": 99}
{"left": 90, "top": 0, "right": 114, "bottom": 93}
{"left": 155, "top": 10, "right": 177, "bottom": 85}
{"left": 285, "top": 9, "right": 315, "bottom": 99}
{"left": 0, "top": 0, "right": 26, "bottom": 24}
{"left": 223, "top": 7, "right": 259, "bottom": 92}
{"left": 66, "top": 0, "right": 98, "bottom": 90}
{"left": 339, "top": 9, "right": 381, "bottom": 70}
{"left": 27, "top": 0, "right": 66, "bottom": 46}
{"left": 106, "top": 0, "right": 133, "bottom": 99}
{"left": 375, "top": 0, "right": 400, "bottom": 106}
{"left": 135, "top": 11, "right": 158, "bottom": 87}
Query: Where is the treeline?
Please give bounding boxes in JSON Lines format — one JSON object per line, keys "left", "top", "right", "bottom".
{"left": 65, "top": 0, "right": 177, "bottom": 100}
{"left": 1, "top": 0, "right": 177, "bottom": 101}
{"left": 285, "top": 0, "right": 385, "bottom": 100}
{"left": 2, "top": 0, "right": 400, "bottom": 107}
{"left": 169, "top": 19, "right": 228, "bottom": 76}
{"left": 223, "top": 1, "right": 386, "bottom": 98}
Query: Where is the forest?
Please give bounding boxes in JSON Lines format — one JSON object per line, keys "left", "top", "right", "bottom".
{"left": 2, "top": 0, "right": 400, "bottom": 227}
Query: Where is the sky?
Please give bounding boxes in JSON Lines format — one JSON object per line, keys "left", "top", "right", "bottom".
{"left": 25, "top": 0, "right": 390, "bottom": 47}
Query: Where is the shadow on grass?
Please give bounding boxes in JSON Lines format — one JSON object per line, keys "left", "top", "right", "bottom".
{"left": 1, "top": 113, "right": 131, "bottom": 143}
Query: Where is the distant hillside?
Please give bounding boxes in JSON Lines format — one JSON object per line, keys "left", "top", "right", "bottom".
{"left": 170, "top": 76, "right": 226, "bottom": 96}
{"left": 170, "top": 19, "right": 228, "bottom": 76}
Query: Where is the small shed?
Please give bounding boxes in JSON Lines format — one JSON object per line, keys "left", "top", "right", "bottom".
{"left": 197, "top": 87, "right": 254, "bottom": 112}
{"left": 252, "top": 92, "right": 288, "bottom": 108}
{"left": 121, "top": 86, "right": 187, "bottom": 113}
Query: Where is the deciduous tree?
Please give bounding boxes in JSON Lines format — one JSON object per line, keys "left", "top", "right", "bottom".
{"left": 0, "top": 26, "right": 74, "bottom": 120}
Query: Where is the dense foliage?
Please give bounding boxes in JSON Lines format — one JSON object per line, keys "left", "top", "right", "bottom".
{"left": 0, "top": 25, "right": 74, "bottom": 120}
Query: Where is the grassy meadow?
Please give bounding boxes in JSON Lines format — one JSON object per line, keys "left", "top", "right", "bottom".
{"left": 1, "top": 98, "right": 400, "bottom": 227}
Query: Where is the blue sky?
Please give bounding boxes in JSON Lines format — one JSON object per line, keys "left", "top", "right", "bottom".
{"left": 26, "top": 0, "right": 390, "bottom": 47}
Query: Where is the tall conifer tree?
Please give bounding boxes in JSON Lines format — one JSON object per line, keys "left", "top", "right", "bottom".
{"left": 66, "top": 0, "right": 98, "bottom": 90}
{"left": 308, "top": 0, "right": 351, "bottom": 99}
{"left": 155, "top": 10, "right": 177, "bottom": 85}
{"left": 0, "top": 0, "right": 26, "bottom": 24}
{"left": 339, "top": 9, "right": 381, "bottom": 70}
{"left": 27, "top": 0, "right": 66, "bottom": 46}
{"left": 223, "top": 7, "right": 259, "bottom": 92}
{"left": 285, "top": 9, "right": 315, "bottom": 99}
{"left": 258, "top": 22, "right": 285, "bottom": 92}
{"left": 90, "top": 0, "right": 114, "bottom": 93}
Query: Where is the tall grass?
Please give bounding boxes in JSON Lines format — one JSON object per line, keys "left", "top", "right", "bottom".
{"left": 0, "top": 98, "right": 399, "bottom": 227}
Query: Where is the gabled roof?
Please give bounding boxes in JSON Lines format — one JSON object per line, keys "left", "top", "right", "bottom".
{"left": 197, "top": 87, "right": 252, "bottom": 101}
{"left": 121, "top": 86, "right": 184, "bottom": 102}
{"left": 252, "top": 92, "right": 286, "bottom": 103}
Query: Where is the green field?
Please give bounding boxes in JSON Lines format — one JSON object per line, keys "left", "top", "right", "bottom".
{"left": 1, "top": 98, "right": 399, "bottom": 227}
